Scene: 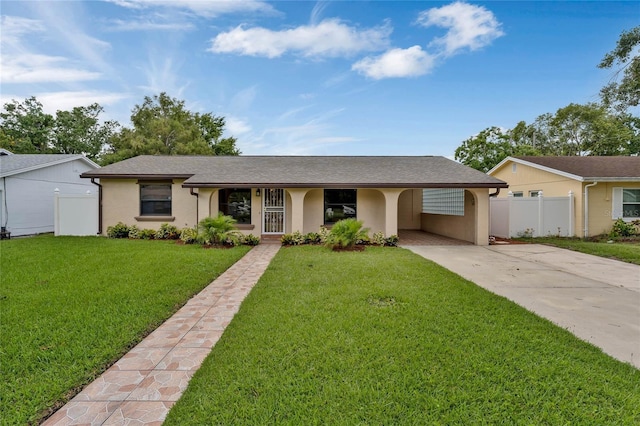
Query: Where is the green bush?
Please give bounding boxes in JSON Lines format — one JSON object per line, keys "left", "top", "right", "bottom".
{"left": 372, "top": 231, "right": 386, "bottom": 246}
{"left": 325, "top": 218, "right": 369, "bottom": 250}
{"left": 385, "top": 234, "right": 399, "bottom": 247}
{"left": 179, "top": 227, "right": 198, "bottom": 244}
{"left": 198, "top": 213, "right": 242, "bottom": 246}
{"left": 304, "top": 232, "right": 322, "bottom": 244}
{"left": 127, "top": 225, "right": 140, "bottom": 239}
{"left": 609, "top": 218, "right": 639, "bottom": 237}
{"left": 242, "top": 234, "right": 261, "bottom": 246}
{"left": 281, "top": 231, "right": 305, "bottom": 246}
{"left": 106, "top": 222, "right": 131, "bottom": 238}
{"left": 156, "top": 223, "right": 179, "bottom": 240}
{"left": 139, "top": 229, "right": 156, "bottom": 240}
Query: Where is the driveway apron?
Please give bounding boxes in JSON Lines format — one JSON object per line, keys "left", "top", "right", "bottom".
{"left": 44, "top": 244, "right": 280, "bottom": 426}
{"left": 405, "top": 244, "right": 640, "bottom": 369}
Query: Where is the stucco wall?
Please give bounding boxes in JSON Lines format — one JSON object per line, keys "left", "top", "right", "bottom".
{"left": 101, "top": 179, "right": 197, "bottom": 233}
{"left": 303, "top": 189, "right": 324, "bottom": 234}
{"left": 358, "top": 189, "right": 386, "bottom": 234}
{"left": 398, "top": 188, "right": 422, "bottom": 230}
{"left": 587, "top": 181, "right": 640, "bottom": 236}
{"left": 421, "top": 189, "right": 478, "bottom": 243}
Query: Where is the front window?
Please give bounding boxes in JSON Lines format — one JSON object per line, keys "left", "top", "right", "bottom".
{"left": 623, "top": 189, "right": 640, "bottom": 218}
{"left": 219, "top": 188, "right": 251, "bottom": 224}
{"left": 529, "top": 190, "right": 542, "bottom": 197}
{"left": 324, "top": 189, "right": 356, "bottom": 224}
{"left": 140, "top": 182, "right": 171, "bottom": 216}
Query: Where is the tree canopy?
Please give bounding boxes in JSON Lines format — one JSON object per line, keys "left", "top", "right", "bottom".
{"left": 455, "top": 26, "right": 640, "bottom": 172}
{"left": 0, "top": 93, "right": 240, "bottom": 165}
{"left": 101, "top": 93, "right": 239, "bottom": 165}
{"left": 599, "top": 25, "right": 640, "bottom": 112}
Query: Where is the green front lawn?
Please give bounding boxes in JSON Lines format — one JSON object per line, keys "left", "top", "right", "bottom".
{"left": 0, "top": 235, "right": 249, "bottom": 425}
{"left": 166, "top": 246, "right": 640, "bottom": 425}
{"left": 516, "top": 237, "right": 640, "bottom": 265}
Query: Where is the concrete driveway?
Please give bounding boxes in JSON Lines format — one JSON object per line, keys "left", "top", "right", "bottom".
{"left": 405, "top": 244, "right": 640, "bottom": 369}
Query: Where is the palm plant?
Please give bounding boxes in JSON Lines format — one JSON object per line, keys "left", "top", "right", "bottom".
{"left": 198, "top": 213, "right": 242, "bottom": 246}
{"left": 325, "top": 218, "right": 369, "bottom": 250}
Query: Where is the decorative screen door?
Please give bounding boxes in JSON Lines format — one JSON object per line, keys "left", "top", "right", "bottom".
{"left": 262, "top": 188, "right": 285, "bottom": 234}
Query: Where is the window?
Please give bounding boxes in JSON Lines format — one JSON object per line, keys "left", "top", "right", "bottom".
{"left": 324, "top": 189, "right": 356, "bottom": 224}
{"left": 140, "top": 182, "right": 172, "bottom": 216}
{"left": 422, "top": 189, "right": 464, "bottom": 216}
{"left": 623, "top": 189, "right": 640, "bottom": 218}
{"left": 529, "top": 190, "right": 542, "bottom": 197}
{"left": 512, "top": 191, "right": 524, "bottom": 198}
{"left": 219, "top": 188, "right": 251, "bottom": 224}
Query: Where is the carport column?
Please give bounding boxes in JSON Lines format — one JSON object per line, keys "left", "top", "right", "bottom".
{"left": 286, "top": 188, "right": 309, "bottom": 234}
{"left": 382, "top": 188, "right": 405, "bottom": 237}
{"left": 197, "top": 188, "right": 217, "bottom": 222}
{"left": 468, "top": 188, "right": 490, "bottom": 246}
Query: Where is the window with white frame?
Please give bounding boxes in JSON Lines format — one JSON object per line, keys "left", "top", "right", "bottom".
{"left": 529, "top": 190, "right": 542, "bottom": 197}
{"left": 511, "top": 191, "right": 523, "bottom": 198}
{"left": 612, "top": 187, "right": 640, "bottom": 219}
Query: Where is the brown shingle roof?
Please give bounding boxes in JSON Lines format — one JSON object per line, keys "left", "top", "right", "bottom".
{"left": 515, "top": 156, "right": 640, "bottom": 179}
{"left": 82, "top": 155, "right": 508, "bottom": 188}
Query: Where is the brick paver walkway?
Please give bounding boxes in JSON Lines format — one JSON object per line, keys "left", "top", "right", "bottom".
{"left": 44, "top": 244, "right": 280, "bottom": 425}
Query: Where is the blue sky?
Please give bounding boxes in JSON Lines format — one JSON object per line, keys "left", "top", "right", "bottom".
{"left": 1, "top": 1, "right": 638, "bottom": 157}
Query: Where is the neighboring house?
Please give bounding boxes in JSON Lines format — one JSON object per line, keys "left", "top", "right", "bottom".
{"left": 488, "top": 156, "right": 640, "bottom": 237}
{"left": 0, "top": 151, "right": 100, "bottom": 236}
{"left": 81, "top": 155, "right": 508, "bottom": 245}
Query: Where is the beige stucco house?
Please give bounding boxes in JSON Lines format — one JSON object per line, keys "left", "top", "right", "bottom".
{"left": 81, "top": 155, "right": 508, "bottom": 245}
{"left": 488, "top": 156, "right": 640, "bottom": 237}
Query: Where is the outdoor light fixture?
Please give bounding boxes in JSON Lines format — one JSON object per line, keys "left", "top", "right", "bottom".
{"left": 256, "top": 188, "right": 261, "bottom": 197}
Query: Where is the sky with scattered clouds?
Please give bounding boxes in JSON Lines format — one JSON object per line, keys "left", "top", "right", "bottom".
{"left": 1, "top": 1, "right": 637, "bottom": 157}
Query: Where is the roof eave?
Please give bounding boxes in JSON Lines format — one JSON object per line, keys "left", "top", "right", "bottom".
{"left": 181, "top": 182, "right": 509, "bottom": 189}
{"left": 81, "top": 173, "right": 194, "bottom": 180}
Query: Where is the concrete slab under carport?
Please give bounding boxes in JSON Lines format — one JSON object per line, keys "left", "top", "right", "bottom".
{"left": 404, "top": 244, "right": 640, "bottom": 369}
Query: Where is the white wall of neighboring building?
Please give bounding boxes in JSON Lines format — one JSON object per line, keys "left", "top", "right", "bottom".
{"left": 2, "top": 159, "right": 97, "bottom": 236}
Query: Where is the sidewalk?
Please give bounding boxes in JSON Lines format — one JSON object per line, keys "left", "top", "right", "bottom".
{"left": 44, "top": 244, "right": 280, "bottom": 425}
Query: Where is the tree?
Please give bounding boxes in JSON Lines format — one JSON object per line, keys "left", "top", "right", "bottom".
{"left": 52, "top": 104, "right": 119, "bottom": 162}
{"left": 0, "top": 97, "right": 54, "bottom": 154}
{"left": 454, "top": 126, "right": 539, "bottom": 173}
{"left": 599, "top": 26, "right": 640, "bottom": 112}
{"left": 102, "top": 93, "right": 239, "bottom": 164}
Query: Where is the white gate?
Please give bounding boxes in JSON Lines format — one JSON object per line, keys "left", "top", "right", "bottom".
{"left": 263, "top": 188, "right": 285, "bottom": 234}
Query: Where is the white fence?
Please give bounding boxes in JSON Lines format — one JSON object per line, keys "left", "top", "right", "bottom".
{"left": 490, "top": 191, "right": 574, "bottom": 238}
{"left": 53, "top": 189, "right": 99, "bottom": 236}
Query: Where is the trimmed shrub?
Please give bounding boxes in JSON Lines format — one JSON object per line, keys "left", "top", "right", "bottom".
{"left": 242, "top": 234, "right": 261, "bottom": 246}
{"left": 139, "top": 229, "right": 156, "bottom": 240}
{"left": 106, "top": 222, "right": 131, "bottom": 239}
{"left": 385, "top": 235, "right": 399, "bottom": 247}
{"left": 156, "top": 223, "right": 179, "bottom": 240}
{"left": 281, "top": 231, "right": 305, "bottom": 246}
{"left": 128, "top": 225, "right": 141, "bottom": 239}
{"left": 372, "top": 231, "right": 386, "bottom": 246}
{"left": 304, "top": 232, "right": 322, "bottom": 244}
{"left": 180, "top": 227, "right": 198, "bottom": 244}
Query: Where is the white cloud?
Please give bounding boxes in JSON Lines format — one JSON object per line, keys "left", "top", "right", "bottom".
{"left": 230, "top": 85, "right": 258, "bottom": 112}
{"left": 0, "top": 16, "right": 45, "bottom": 46}
{"left": 108, "top": 0, "right": 275, "bottom": 17}
{"left": 352, "top": 46, "right": 435, "bottom": 79}
{"left": 107, "top": 18, "right": 195, "bottom": 32}
{"left": 23, "top": 91, "right": 129, "bottom": 114}
{"left": 417, "top": 1, "right": 504, "bottom": 56}
{"left": 1, "top": 54, "right": 102, "bottom": 84}
{"left": 209, "top": 19, "right": 391, "bottom": 58}
{"left": 224, "top": 115, "right": 252, "bottom": 136}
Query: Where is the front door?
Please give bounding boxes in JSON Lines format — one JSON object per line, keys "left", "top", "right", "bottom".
{"left": 262, "top": 188, "right": 285, "bottom": 234}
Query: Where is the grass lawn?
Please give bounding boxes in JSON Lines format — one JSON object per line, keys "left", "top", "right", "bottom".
{"left": 516, "top": 237, "right": 640, "bottom": 265}
{"left": 0, "top": 235, "right": 249, "bottom": 425}
{"left": 166, "top": 246, "right": 640, "bottom": 425}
